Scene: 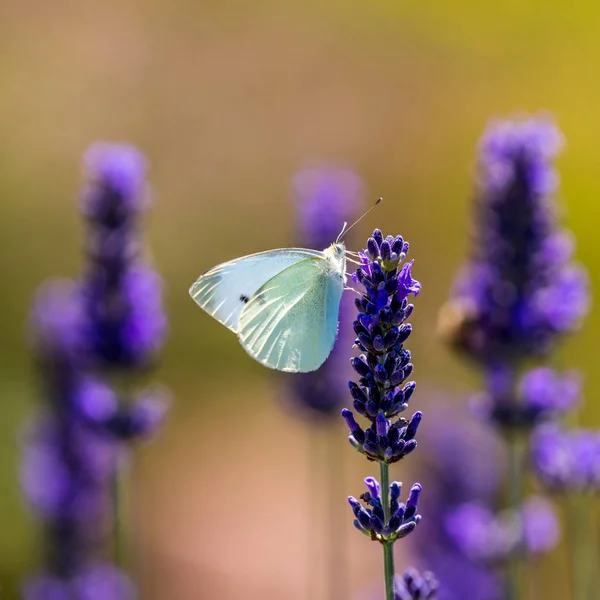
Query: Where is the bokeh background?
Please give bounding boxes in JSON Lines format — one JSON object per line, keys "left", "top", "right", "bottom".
{"left": 1, "top": 0, "right": 599, "bottom": 598}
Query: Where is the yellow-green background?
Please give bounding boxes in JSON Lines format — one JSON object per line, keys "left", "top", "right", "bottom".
{"left": 0, "top": 0, "right": 598, "bottom": 598}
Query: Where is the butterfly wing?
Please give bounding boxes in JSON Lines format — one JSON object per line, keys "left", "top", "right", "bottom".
{"left": 189, "top": 248, "right": 323, "bottom": 332}
{"left": 237, "top": 257, "right": 345, "bottom": 372}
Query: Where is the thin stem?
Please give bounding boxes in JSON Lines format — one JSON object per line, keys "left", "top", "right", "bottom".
{"left": 112, "top": 456, "right": 124, "bottom": 568}
{"left": 308, "top": 428, "right": 321, "bottom": 600}
{"left": 591, "top": 499, "right": 600, "bottom": 600}
{"left": 380, "top": 461, "right": 395, "bottom": 600}
{"left": 327, "top": 426, "right": 347, "bottom": 600}
{"left": 487, "top": 363, "right": 524, "bottom": 600}
{"left": 506, "top": 430, "right": 524, "bottom": 600}
{"left": 568, "top": 493, "right": 593, "bottom": 600}
{"left": 528, "top": 558, "right": 538, "bottom": 600}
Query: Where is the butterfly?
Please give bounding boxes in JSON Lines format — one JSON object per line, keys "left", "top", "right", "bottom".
{"left": 189, "top": 242, "right": 347, "bottom": 373}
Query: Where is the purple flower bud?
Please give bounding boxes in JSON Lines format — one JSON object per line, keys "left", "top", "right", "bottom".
{"left": 370, "top": 513, "right": 385, "bottom": 534}
{"left": 380, "top": 240, "right": 392, "bottom": 261}
{"left": 351, "top": 357, "right": 371, "bottom": 378}
{"left": 373, "top": 335, "right": 386, "bottom": 352}
{"left": 405, "top": 483, "right": 422, "bottom": 517}
{"left": 364, "top": 476, "right": 381, "bottom": 501}
{"left": 376, "top": 413, "right": 389, "bottom": 437}
{"left": 374, "top": 364, "right": 388, "bottom": 384}
{"left": 402, "top": 381, "right": 416, "bottom": 403}
{"left": 342, "top": 409, "right": 365, "bottom": 445}
{"left": 396, "top": 324, "right": 412, "bottom": 345}
{"left": 394, "top": 568, "right": 439, "bottom": 600}
{"left": 405, "top": 411, "right": 422, "bottom": 440}
{"left": 390, "top": 481, "right": 402, "bottom": 502}
{"left": 348, "top": 382, "right": 368, "bottom": 404}
{"left": 367, "top": 237, "right": 380, "bottom": 259}
{"left": 397, "top": 521, "right": 417, "bottom": 538}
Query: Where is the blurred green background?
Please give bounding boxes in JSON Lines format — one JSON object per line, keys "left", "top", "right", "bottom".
{"left": 1, "top": 0, "right": 599, "bottom": 598}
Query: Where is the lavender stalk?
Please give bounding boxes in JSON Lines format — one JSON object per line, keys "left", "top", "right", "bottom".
{"left": 343, "top": 229, "right": 424, "bottom": 600}
{"left": 22, "top": 143, "right": 168, "bottom": 597}
{"left": 440, "top": 116, "right": 590, "bottom": 600}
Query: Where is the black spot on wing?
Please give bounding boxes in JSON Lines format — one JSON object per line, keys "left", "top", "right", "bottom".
{"left": 240, "top": 294, "right": 250, "bottom": 304}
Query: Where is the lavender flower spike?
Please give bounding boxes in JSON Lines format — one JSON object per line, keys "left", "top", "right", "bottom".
{"left": 22, "top": 143, "right": 168, "bottom": 596}
{"left": 344, "top": 230, "right": 426, "bottom": 600}
{"left": 394, "top": 568, "right": 439, "bottom": 600}
{"left": 80, "top": 142, "right": 167, "bottom": 370}
{"left": 440, "top": 116, "right": 589, "bottom": 362}
{"left": 532, "top": 425, "right": 600, "bottom": 491}
{"left": 343, "top": 230, "right": 421, "bottom": 460}
{"left": 348, "top": 478, "right": 422, "bottom": 543}
{"left": 471, "top": 367, "right": 582, "bottom": 430}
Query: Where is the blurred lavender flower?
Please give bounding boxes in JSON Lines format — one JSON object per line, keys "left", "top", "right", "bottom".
{"left": 471, "top": 367, "right": 581, "bottom": 429}
{"left": 394, "top": 568, "right": 438, "bottom": 600}
{"left": 440, "top": 117, "right": 589, "bottom": 362}
{"left": 22, "top": 143, "right": 167, "bottom": 596}
{"left": 73, "top": 377, "right": 169, "bottom": 439}
{"left": 532, "top": 425, "right": 600, "bottom": 491}
{"left": 292, "top": 165, "right": 364, "bottom": 249}
{"left": 438, "top": 116, "right": 591, "bottom": 600}
{"left": 287, "top": 165, "right": 364, "bottom": 418}
{"left": 444, "top": 496, "right": 559, "bottom": 564}
{"left": 415, "top": 404, "right": 503, "bottom": 600}
{"left": 23, "top": 563, "right": 135, "bottom": 600}
{"left": 23, "top": 282, "right": 120, "bottom": 583}
{"left": 80, "top": 142, "right": 167, "bottom": 369}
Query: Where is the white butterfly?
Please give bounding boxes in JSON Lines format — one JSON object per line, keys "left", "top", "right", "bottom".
{"left": 189, "top": 242, "right": 347, "bottom": 373}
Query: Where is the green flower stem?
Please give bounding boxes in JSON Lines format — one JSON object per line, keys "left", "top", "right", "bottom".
{"left": 112, "top": 460, "right": 123, "bottom": 567}
{"left": 568, "top": 492, "right": 593, "bottom": 600}
{"left": 506, "top": 430, "right": 525, "bottom": 600}
{"left": 380, "top": 461, "right": 395, "bottom": 600}
{"left": 327, "top": 426, "right": 347, "bottom": 600}
{"left": 589, "top": 498, "right": 599, "bottom": 600}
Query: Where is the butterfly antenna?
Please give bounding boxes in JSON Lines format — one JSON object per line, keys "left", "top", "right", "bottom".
{"left": 336, "top": 197, "right": 382, "bottom": 243}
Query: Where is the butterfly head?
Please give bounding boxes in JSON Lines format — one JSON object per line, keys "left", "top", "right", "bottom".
{"left": 324, "top": 242, "right": 347, "bottom": 279}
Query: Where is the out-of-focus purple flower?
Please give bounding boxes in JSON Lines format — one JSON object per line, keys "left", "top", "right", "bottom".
{"left": 444, "top": 496, "right": 558, "bottom": 564}
{"left": 471, "top": 367, "right": 581, "bottom": 429}
{"left": 286, "top": 166, "right": 365, "bottom": 418}
{"left": 348, "top": 477, "right": 422, "bottom": 542}
{"left": 532, "top": 425, "right": 600, "bottom": 491}
{"left": 519, "top": 368, "right": 580, "bottom": 414}
{"left": 79, "top": 142, "right": 167, "bottom": 369}
{"left": 29, "top": 279, "right": 84, "bottom": 363}
{"left": 291, "top": 165, "right": 365, "bottom": 248}
{"left": 23, "top": 282, "right": 121, "bottom": 579}
{"left": 23, "top": 563, "right": 136, "bottom": 600}
{"left": 440, "top": 116, "right": 589, "bottom": 362}
{"left": 522, "top": 496, "right": 560, "bottom": 554}
{"left": 444, "top": 503, "right": 514, "bottom": 564}
{"left": 394, "top": 567, "right": 438, "bottom": 599}
{"left": 73, "top": 378, "right": 169, "bottom": 439}
{"left": 22, "top": 143, "right": 168, "bottom": 595}
{"left": 415, "top": 402, "right": 503, "bottom": 600}
{"left": 21, "top": 416, "right": 115, "bottom": 523}
{"left": 81, "top": 142, "right": 148, "bottom": 215}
